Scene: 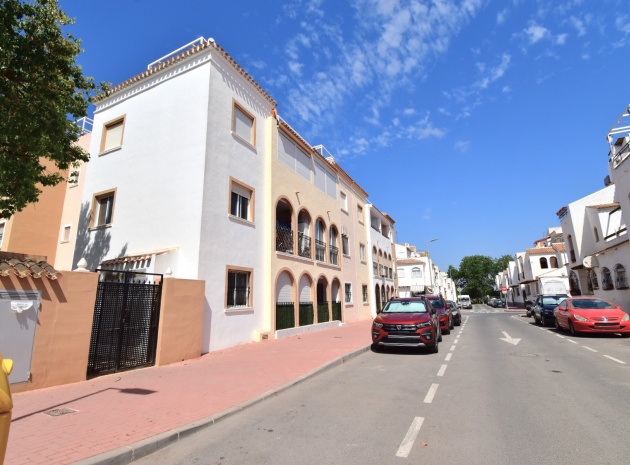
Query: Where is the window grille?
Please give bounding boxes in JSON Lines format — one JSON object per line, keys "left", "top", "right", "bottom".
{"left": 614, "top": 264, "right": 629, "bottom": 289}
{"left": 601, "top": 268, "right": 614, "bottom": 290}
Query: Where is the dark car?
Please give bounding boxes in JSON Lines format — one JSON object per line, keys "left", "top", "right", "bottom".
{"left": 491, "top": 298, "right": 506, "bottom": 308}
{"left": 532, "top": 294, "right": 569, "bottom": 326}
{"left": 426, "top": 295, "right": 453, "bottom": 334}
{"left": 446, "top": 300, "right": 461, "bottom": 326}
{"left": 371, "top": 297, "right": 441, "bottom": 353}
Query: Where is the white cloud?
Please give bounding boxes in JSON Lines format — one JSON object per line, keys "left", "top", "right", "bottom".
{"left": 288, "top": 61, "right": 303, "bottom": 76}
{"left": 497, "top": 9, "right": 508, "bottom": 25}
{"left": 454, "top": 140, "right": 471, "bottom": 153}
{"left": 525, "top": 24, "right": 549, "bottom": 44}
{"left": 555, "top": 33, "right": 568, "bottom": 45}
{"left": 403, "top": 108, "right": 416, "bottom": 116}
{"left": 570, "top": 15, "right": 587, "bottom": 36}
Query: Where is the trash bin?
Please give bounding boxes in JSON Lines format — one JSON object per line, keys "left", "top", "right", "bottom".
{"left": 0, "top": 353, "right": 13, "bottom": 464}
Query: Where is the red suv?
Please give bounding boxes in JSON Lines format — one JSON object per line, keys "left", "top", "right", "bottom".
{"left": 371, "top": 297, "right": 441, "bottom": 353}
{"left": 426, "top": 295, "right": 453, "bottom": 335}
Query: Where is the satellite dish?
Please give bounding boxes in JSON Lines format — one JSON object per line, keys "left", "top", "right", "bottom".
{"left": 583, "top": 255, "right": 599, "bottom": 269}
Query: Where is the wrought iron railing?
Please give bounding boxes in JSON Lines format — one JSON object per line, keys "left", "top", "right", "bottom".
{"left": 317, "top": 302, "right": 329, "bottom": 322}
{"left": 276, "top": 223, "right": 294, "bottom": 254}
{"left": 298, "top": 233, "right": 311, "bottom": 259}
{"left": 299, "top": 302, "right": 314, "bottom": 326}
{"left": 315, "top": 239, "right": 326, "bottom": 262}
{"left": 602, "top": 271, "right": 614, "bottom": 290}
{"left": 329, "top": 245, "right": 338, "bottom": 265}
{"left": 331, "top": 302, "right": 342, "bottom": 321}
{"left": 276, "top": 302, "right": 295, "bottom": 330}
{"left": 615, "top": 276, "right": 629, "bottom": 289}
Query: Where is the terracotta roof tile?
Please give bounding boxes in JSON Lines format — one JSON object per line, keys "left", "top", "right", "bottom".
{"left": 525, "top": 247, "right": 555, "bottom": 255}
{"left": 552, "top": 243, "right": 566, "bottom": 252}
{"left": 396, "top": 258, "right": 426, "bottom": 265}
{"left": 95, "top": 39, "right": 276, "bottom": 107}
{"left": 0, "top": 257, "right": 60, "bottom": 279}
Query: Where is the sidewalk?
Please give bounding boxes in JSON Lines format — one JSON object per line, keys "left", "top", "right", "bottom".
{"left": 6, "top": 319, "right": 373, "bottom": 465}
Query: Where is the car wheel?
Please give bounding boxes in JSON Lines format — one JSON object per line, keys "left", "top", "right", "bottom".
{"left": 554, "top": 318, "right": 561, "bottom": 331}
{"left": 540, "top": 316, "right": 546, "bottom": 327}
{"left": 533, "top": 313, "right": 539, "bottom": 325}
{"left": 569, "top": 320, "right": 578, "bottom": 336}
{"left": 450, "top": 318, "right": 454, "bottom": 330}
{"left": 430, "top": 336, "right": 439, "bottom": 354}
{"left": 371, "top": 343, "right": 382, "bottom": 352}
{"left": 455, "top": 317, "right": 461, "bottom": 326}
{"left": 443, "top": 325, "right": 450, "bottom": 335}
{"left": 438, "top": 327, "right": 443, "bottom": 342}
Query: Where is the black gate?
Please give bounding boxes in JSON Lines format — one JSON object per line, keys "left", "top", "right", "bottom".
{"left": 87, "top": 269, "right": 163, "bottom": 378}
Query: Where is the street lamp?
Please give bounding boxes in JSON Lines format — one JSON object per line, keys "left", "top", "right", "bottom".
{"left": 427, "top": 238, "right": 438, "bottom": 293}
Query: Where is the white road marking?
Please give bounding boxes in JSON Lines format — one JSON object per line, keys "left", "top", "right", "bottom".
{"left": 445, "top": 353, "right": 452, "bottom": 361}
{"left": 604, "top": 355, "right": 627, "bottom": 364}
{"left": 437, "top": 364, "right": 448, "bottom": 377}
{"left": 424, "top": 383, "right": 439, "bottom": 403}
{"left": 556, "top": 334, "right": 565, "bottom": 339}
{"left": 582, "top": 346, "right": 598, "bottom": 353}
{"left": 453, "top": 339, "right": 459, "bottom": 344}
{"left": 396, "top": 417, "right": 424, "bottom": 458}
{"left": 566, "top": 339, "right": 578, "bottom": 344}
{"left": 450, "top": 345, "right": 456, "bottom": 351}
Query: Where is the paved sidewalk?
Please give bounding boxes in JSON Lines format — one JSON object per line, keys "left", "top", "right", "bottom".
{"left": 6, "top": 319, "right": 373, "bottom": 465}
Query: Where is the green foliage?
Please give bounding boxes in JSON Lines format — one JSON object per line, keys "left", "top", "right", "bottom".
{"left": 450, "top": 254, "right": 513, "bottom": 300}
{"left": 0, "top": 0, "right": 105, "bottom": 218}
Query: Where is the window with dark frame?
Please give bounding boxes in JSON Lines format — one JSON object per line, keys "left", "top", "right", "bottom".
{"left": 345, "top": 283, "right": 352, "bottom": 303}
{"left": 230, "top": 182, "right": 251, "bottom": 221}
{"left": 362, "top": 285, "right": 368, "bottom": 303}
{"left": 94, "top": 193, "right": 114, "bottom": 227}
{"left": 227, "top": 270, "right": 250, "bottom": 307}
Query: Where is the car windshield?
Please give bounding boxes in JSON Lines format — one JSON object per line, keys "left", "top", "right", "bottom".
{"left": 571, "top": 299, "right": 616, "bottom": 310}
{"left": 428, "top": 299, "right": 443, "bottom": 309}
{"left": 542, "top": 297, "right": 565, "bottom": 306}
{"left": 382, "top": 301, "right": 428, "bottom": 313}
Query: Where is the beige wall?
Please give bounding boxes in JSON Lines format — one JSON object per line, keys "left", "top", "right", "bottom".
{"left": 3, "top": 271, "right": 205, "bottom": 393}
{"left": 156, "top": 277, "right": 205, "bottom": 365}
{"left": 3, "top": 271, "right": 98, "bottom": 393}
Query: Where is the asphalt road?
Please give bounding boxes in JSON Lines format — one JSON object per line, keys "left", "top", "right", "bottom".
{"left": 135, "top": 306, "right": 630, "bottom": 464}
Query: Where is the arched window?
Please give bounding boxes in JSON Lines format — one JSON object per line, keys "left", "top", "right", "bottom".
{"left": 540, "top": 257, "right": 548, "bottom": 269}
{"left": 588, "top": 270, "right": 599, "bottom": 291}
{"left": 601, "top": 267, "right": 613, "bottom": 290}
{"left": 550, "top": 257, "right": 558, "bottom": 268}
{"left": 411, "top": 267, "right": 422, "bottom": 278}
{"left": 569, "top": 271, "right": 582, "bottom": 295}
{"left": 614, "top": 264, "right": 629, "bottom": 289}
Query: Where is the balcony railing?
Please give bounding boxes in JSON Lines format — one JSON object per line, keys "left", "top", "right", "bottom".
{"left": 276, "top": 224, "right": 294, "bottom": 254}
{"left": 331, "top": 302, "right": 342, "bottom": 321}
{"left": 298, "top": 233, "right": 311, "bottom": 259}
{"left": 329, "top": 245, "right": 338, "bottom": 265}
{"left": 317, "top": 302, "right": 329, "bottom": 322}
{"left": 615, "top": 276, "right": 629, "bottom": 289}
{"left": 275, "top": 302, "right": 295, "bottom": 330}
{"left": 299, "top": 302, "right": 314, "bottom": 326}
{"left": 315, "top": 239, "right": 326, "bottom": 262}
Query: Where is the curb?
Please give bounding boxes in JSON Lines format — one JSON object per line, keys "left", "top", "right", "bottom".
{"left": 73, "top": 344, "right": 372, "bottom": 465}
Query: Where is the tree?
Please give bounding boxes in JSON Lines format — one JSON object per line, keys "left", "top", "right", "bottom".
{"left": 0, "top": 0, "right": 104, "bottom": 218}
{"left": 494, "top": 254, "right": 513, "bottom": 275}
{"left": 452, "top": 255, "right": 497, "bottom": 300}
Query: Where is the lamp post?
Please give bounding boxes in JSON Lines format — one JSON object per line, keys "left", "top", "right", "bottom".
{"left": 427, "top": 238, "right": 438, "bottom": 294}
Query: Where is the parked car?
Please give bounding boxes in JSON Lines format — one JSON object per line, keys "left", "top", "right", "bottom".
{"left": 532, "top": 294, "right": 569, "bottom": 326}
{"left": 554, "top": 297, "right": 630, "bottom": 336}
{"left": 446, "top": 300, "right": 462, "bottom": 326}
{"left": 525, "top": 299, "right": 535, "bottom": 317}
{"left": 491, "top": 298, "right": 505, "bottom": 308}
{"left": 426, "top": 295, "right": 453, "bottom": 334}
{"left": 371, "top": 297, "right": 441, "bottom": 353}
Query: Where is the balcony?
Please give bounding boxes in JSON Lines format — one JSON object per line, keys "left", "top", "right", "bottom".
{"left": 298, "top": 233, "right": 311, "bottom": 259}
{"left": 276, "top": 223, "right": 294, "bottom": 254}
{"left": 329, "top": 245, "right": 339, "bottom": 266}
{"left": 315, "top": 239, "right": 326, "bottom": 262}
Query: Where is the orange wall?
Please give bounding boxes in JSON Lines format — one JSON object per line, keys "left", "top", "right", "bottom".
{"left": 2, "top": 271, "right": 98, "bottom": 393}
{"left": 2, "top": 273, "right": 205, "bottom": 393}
{"left": 156, "top": 278, "right": 205, "bottom": 365}
{"left": 4, "top": 159, "right": 68, "bottom": 263}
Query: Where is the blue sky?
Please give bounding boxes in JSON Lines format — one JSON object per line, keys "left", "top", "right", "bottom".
{"left": 59, "top": 0, "right": 630, "bottom": 271}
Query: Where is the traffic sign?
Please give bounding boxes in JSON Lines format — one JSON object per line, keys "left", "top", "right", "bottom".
{"left": 501, "top": 286, "right": 507, "bottom": 292}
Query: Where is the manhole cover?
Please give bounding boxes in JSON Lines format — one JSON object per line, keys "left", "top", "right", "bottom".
{"left": 44, "top": 408, "right": 77, "bottom": 417}
{"left": 510, "top": 352, "right": 538, "bottom": 357}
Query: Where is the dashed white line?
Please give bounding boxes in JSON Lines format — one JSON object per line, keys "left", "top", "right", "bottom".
{"left": 445, "top": 353, "right": 452, "bottom": 361}
{"left": 453, "top": 339, "right": 459, "bottom": 344}
{"left": 450, "top": 345, "right": 456, "bottom": 351}
{"left": 566, "top": 339, "right": 578, "bottom": 344}
{"left": 396, "top": 417, "right": 425, "bottom": 458}
{"left": 424, "top": 383, "right": 439, "bottom": 403}
{"left": 437, "top": 364, "right": 448, "bottom": 377}
{"left": 582, "top": 346, "right": 598, "bottom": 353}
{"left": 603, "top": 355, "right": 627, "bottom": 365}
{"left": 555, "top": 334, "right": 565, "bottom": 339}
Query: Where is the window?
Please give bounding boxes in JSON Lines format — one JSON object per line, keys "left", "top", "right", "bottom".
{"left": 411, "top": 267, "right": 422, "bottom": 278}
{"left": 61, "top": 225, "right": 71, "bottom": 243}
{"left": 614, "top": 264, "right": 628, "bottom": 289}
{"left": 340, "top": 191, "right": 348, "bottom": 211}
{"left": 341, "top": 232, "right": 349, "bottom": 256}
{"left": 92, "top": 191, "right": 115, "bottom": 227}
{"left": 357, "top": 205, "right": 363, "bottom": 223}
{"left": 0, "top": 222, "right": 4, "bottom": 247}
{"left": 359, "top": 243, "right": 365, "bottom": 262}
{"left": 601, "top": 268, "right": 613, "bottom": 290}
{"left": 398, "top": 268, "right": 405, "bottom": 278}
{"left": 227, "top": 269, "right": 251, "bottom": 308}
{"left": 362, "top": 285, "right": 368, "bottom": 303}
{"left": 230, "top": 180, "right": 253, "bottom": 221}
{"left": 232, "top": 103, "right": 255, "bottom": 145}
{"left": 540, "top": 257, "right": 548, "bottom": 269}
{"left": 100, "top": 117, "right": 125, "bottom": 153}
{"left": 345, "top": 283, "right": 352, "bottom": 303}
{"left": 314, "top": 160, "right": 337, "bottom": 199}
{"left": 278, "top": 131, "right": 311, "bottom": 180}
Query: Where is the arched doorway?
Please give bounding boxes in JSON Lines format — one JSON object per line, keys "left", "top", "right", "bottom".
{"left": 275, "top": 271, "right": 295, "bottom": 330}
{"left": 316, "top": 277, "right": 329, "bottom": 322}
{"left": 298, "top": 274, "right": 314, "bottom": 326}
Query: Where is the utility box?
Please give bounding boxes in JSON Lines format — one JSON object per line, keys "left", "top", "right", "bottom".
{"left": 0, "top": 290, "right": 41, "bottom": 384}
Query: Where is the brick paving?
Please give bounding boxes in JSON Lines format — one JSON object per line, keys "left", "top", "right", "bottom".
{"left": 6, "top": 319, "right": 373, "bottom": 465}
